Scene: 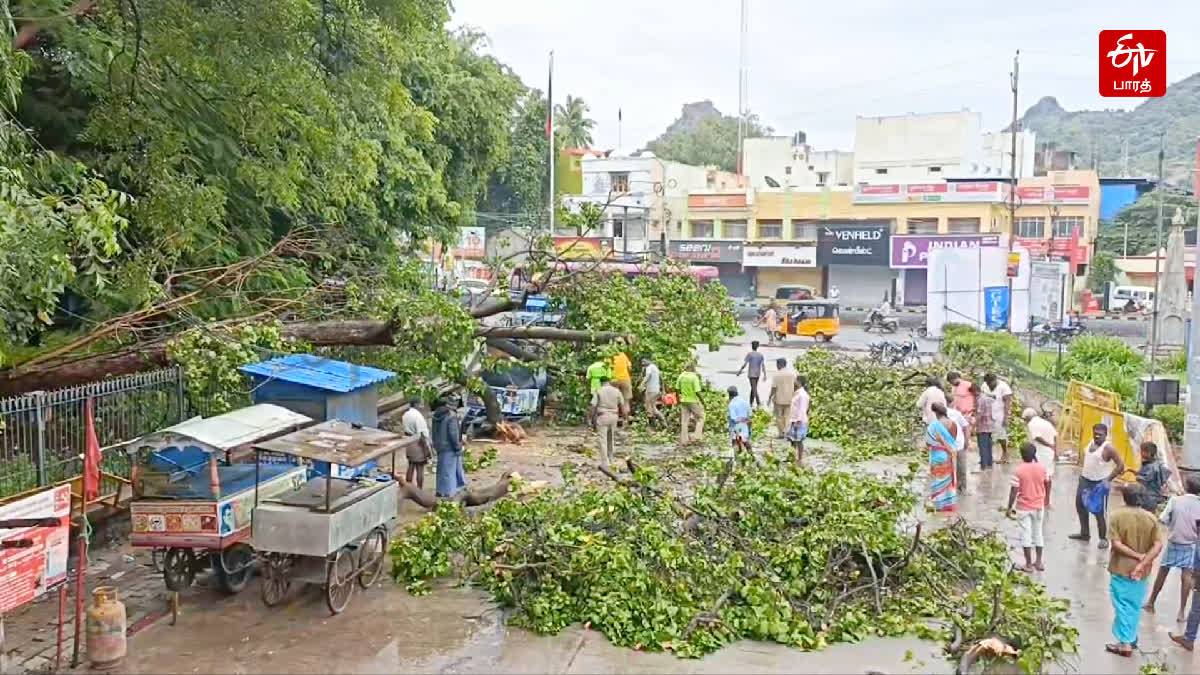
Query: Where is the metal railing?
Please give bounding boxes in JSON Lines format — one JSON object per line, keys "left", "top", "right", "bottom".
{"left": 0, "top": 368, "right": 187, "bottom": 500}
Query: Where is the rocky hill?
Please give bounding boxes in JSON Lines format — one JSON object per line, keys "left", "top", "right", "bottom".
{"left": 1013, "top": 73, "right": 1199, "bottom": 186}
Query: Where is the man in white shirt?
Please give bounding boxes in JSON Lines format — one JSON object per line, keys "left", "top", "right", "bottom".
{"left": 916, "top": 377, "right": 948, "bottom": 425}
{"left": 639, "top": 357, "right": 666, "bottom": 428}
{"left": 1022, "top": 408, "right": 1058, "bottom": 480}
{"left": 982, "top": 373, "right": 1013, "bottom": 462}
{"left": 401, "top": 405, "right": 433, "bottom": 489}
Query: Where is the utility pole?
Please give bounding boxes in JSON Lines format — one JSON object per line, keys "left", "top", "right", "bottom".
{"left": 1006, "top": 50, "right": 1020, "bottom": 331}
{"left": 1149, "top": 133, "right": 1166, "bottom": 379}
{"left": 1185, "top": 135, "right": 1200, "bottom": 475}
{"left": 736, "top": 0, "right": 747, "bottom": 173}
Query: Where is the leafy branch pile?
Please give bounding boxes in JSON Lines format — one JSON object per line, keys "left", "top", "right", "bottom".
{"left": 389, "top": 456, "right": 1076, "bottom": 672}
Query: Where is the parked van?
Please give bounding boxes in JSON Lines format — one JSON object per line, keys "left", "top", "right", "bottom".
{"left": 1108, "top": 285, "right": 1155, "bottom": 312}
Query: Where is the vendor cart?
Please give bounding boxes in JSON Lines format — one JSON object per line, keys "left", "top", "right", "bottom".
{"left": 250, "top": 420, "right": 413, "bottom": 614}
{"left": 126, "top": 404, "right": 312, "bottom": 593}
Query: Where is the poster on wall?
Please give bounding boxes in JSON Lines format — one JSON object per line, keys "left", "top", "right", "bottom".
{"left": 453, "top": 227, "right": 486, "bottom": 259}
{"left": 0, "top": 484, "right": 71, "bottom": 613}
{"left": 1030, "top": 261, "right": 1068, "bottom": 324}
{"left": 984, "top": 286, "right": 1010, "bottom": 330}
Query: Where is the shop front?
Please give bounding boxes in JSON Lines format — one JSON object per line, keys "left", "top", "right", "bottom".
{"left": 890, "top": 234, "right": 1003, "bottom": 306}
{"left": 668, "top": 240, "right": 751, "bottom": 297}
{"left": 741, "top": 244, "right": 821, "bottom": 300}
{"left": 817, "top": 223, "right": 894, "bottom": 306}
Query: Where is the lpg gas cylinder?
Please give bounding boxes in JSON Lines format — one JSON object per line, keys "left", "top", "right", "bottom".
{"left": 86, "top": 586, "right": 127, "bottom": 669}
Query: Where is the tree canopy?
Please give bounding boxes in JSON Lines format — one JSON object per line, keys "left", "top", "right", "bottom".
{"left": 554, "top": 94, "right": 595, "bottom": 149}
{"left": 646, "top": 100, "right": 769, "bottom": 172}
{"left": 1095, "top": 191, "right": 1198, "bottom": 256}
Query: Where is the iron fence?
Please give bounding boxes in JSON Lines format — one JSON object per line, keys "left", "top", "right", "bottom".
{"left": 0, "top": 368, "right": 187, "bottom": 500}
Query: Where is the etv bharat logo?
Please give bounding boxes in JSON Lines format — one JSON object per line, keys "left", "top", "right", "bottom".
{"left": 1099, "top": 30, "right": 1165, "bottom": 97}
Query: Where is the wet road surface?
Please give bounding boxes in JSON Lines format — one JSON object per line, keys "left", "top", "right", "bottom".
{"left": 112, "top": 331, "right": 1195, "bottom": 674}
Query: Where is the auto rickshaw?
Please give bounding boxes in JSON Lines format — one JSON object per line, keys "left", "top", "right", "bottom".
{"left": 778, "top": 299, "right": 840, "bottom": 342}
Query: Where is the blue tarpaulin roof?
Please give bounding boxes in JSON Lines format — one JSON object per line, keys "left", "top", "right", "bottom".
{"left": 239, "top": 354, "right": 396, "bottom": 393}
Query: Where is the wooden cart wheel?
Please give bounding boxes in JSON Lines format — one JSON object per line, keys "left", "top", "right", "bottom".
{"left": 260, "top": 554, "right": 292, "bottom": 607}
{"left": 162, "top": 547, "right": 196, "bottom": 591}
{"left": 356, "top": 527, "right": 388, "bottom": 589}
{"left": 213, "top": 543, "right": 255, "bottom": 594}
{"left": 325, "top": 547, "right": 356, "bottom": 614}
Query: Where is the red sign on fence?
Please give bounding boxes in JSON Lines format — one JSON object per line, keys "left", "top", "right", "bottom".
{"left": 0, "top": 484, "right": 71, "bottom": 613}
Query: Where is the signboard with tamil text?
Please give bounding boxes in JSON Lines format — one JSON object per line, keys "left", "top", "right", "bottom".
{"left": 669, "top": 240, "right": 743, "bottom": 264}
{"left": 817, "top": 224, "right": 891, "bottom": 266}
{"left": 741, "top": 245, "right": 816, "bottom": 268}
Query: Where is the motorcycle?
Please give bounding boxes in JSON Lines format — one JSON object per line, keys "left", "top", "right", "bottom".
{"left": 862, "top": 310, "right": 898, "bottom": 334}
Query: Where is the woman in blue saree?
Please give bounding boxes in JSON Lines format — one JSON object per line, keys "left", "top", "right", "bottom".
{"left": 926, "top": 402, "right": 960, "bottom": 512}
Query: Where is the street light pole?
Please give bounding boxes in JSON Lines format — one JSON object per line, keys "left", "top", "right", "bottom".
{"left": 1150, "top": 133, "right": 1166, "bottom": 380}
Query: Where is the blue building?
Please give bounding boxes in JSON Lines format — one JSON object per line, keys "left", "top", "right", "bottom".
{"left": 1099, "top": 177, "right": 1156, "bottom": 222}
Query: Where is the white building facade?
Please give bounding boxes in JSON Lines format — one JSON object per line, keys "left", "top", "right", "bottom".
{"left": 742, "top": 136, "right": 853, "bottom": 190}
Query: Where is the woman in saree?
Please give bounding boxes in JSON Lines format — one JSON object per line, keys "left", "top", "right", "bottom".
{"left": 927, "top": 402, "right": 960, "bottom": 512}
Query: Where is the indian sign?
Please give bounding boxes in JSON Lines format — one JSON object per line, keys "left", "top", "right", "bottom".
{"left": 890, "top": 234, "right": 1002, "bottom": 269}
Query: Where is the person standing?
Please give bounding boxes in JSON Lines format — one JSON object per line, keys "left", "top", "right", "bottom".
{"left": 726, "top": 386, "right": 752, "bottom": 464}
{"left": 1135, "top": 441, "right": 1175, "bottom": 512}
{"left": 589, "top": 373, "right": 626, "bottom": 466}
{"left": 401, "top": 404, "right": 433, "bottom": 490}
{"left": 947, "top": 372, "right": 975, "bottom": 419}
{"left": 639, "top": 357, "right": 666, "bottom": 427}
{"left": 1022, "top": 408, "right": 1057, "bottom": 486}
{"left": 946, "top": 405, "right": 970, "bottom": 495}
{"left": 610, "top": 339, "right": 634, "bottom": 411}
{"left": 974, "top": 384, "right": 996, "bottom": 471}
{"left": 762, "top": 304, "right": 779, "bottom": 345}
{"left": 431, "top": 397, "right": 468, "bottom": 498}
{"left": 1070, "top": 423, "right": 1126, "bottom": 549}
{"left": 1007, "top": 442, "right": 1050, "bottom": 572}
{"left": 1106, "top": 483, "right": 1164, "bottom": 657}
{"left": 676, "top": 362, "right": 705, "bottom": 445}
{"left": 786, "top": 375, "right": 810, "bottom": 463}
{"left": 586, "top": 358, "right": 609, "bottom": 395}
{"left": 916, "top": 376, "right": 947, "bottom": 425}
{"left": 767, "top": 357, "right": 796, "bottom": 437}
{"left": 736, "top": 341, "right": 766, "bottom": 407}
{"left": 981, "top": 374, "right": 1012, "bottom": 462}
{"left": 1151, "top": 477, "right": 1200, "bottom": 623}
{"left": 926, "top": 403, "right": 959, "bottom": 512}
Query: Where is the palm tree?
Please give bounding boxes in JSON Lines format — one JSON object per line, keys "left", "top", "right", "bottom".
{"left": 554, "top": 95, "right": 596, "bottom": 149}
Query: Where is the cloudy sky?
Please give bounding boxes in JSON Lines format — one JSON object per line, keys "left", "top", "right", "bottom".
{"left": 451, "top": 1, "right": 1200, "bottom": 152}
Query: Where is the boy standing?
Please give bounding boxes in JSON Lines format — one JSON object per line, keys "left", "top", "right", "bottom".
{"left": 1007, "top": 442, "right": 1050, "bottom": 572}
{"left": 1149, "top": 477, "right": 1200, "bottom": 621}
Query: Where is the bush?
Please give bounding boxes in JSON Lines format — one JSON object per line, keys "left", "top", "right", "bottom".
{"left": 1047, "top": 336, "right": 1143, "bottom": 401}
{"left": 941, "top": 323, "right": 1026, "bottom": 364}
{"left": 1152, "top": 404, "right": 1184, "bottom": 444}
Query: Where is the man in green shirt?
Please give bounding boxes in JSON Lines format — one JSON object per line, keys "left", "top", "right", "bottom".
{"left": 676, "top": 363, "right": 705, "bottom": 445}
{"left": 587, "top": 359, "right": 610, "bottom": 394}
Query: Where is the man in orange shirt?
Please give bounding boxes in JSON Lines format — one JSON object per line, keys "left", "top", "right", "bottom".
{"left": 610, "top": 338, "right": 634, "bottom": 414}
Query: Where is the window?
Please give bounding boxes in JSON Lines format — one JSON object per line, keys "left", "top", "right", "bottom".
{"left": 609, "top": 172, "right": 630, "bottom": 193}
{"left": 791, "top": 222, "right": 817, "bottom": 240}
{"left": 1015, "top": 217, "right": 1044, "bottom": 238}
{"left": 875, "top": 168, "right": 888, "bottom": 175}
{"left": 1052, "top": 216, "right": 1084, "bottom": 238}
{"left": 676, "top": 220, "right": 683, "bottom": 235}
{"left": 690, "top": 219, "right": 714, "bottom": 238}
{"left": 784, "top": 166, "right": 792, "bottom": 175}
{"left": 816, "top": 172, "right": 829, "bottom": 186}
{"left": 946, "top": 218, "right": 981, "bottom": 234}
{"left": 907, "top": 218, "right": 939, "bottom": 234}
{"left": 929, "top": 166, "right": 942, "bottom": 173}
{"left": 722, "top": 220, "right": 748, "bottom": 239}
{"left": 757, "top": 219, "right": 783, "bottom": 239}
{"left": 612, "top": 219, "right": 624, "bottom": 239}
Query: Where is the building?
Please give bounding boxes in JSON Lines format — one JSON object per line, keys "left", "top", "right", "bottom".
{"left": 854, "top": 111, "right": 1033, "bottom": 185}
{"left": 1115, "top": 249, "right": 1196, "bottom": 294}
{"left": 1099, "top": 177, "right": 1156, "bottom": 221}
{"left": 670, "top": 190, "right": 756, "bottom": 297}
{"left": 742, "top": 135, "right": 853, "bottom": 190}
{"left": 561, "top": 152, "right": 742, "bottom": 257}
{"left": 1011, "top": 170, "right": 1102, "bottom": 281}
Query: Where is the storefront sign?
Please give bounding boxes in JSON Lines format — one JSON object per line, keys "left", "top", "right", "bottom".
{"left": 1016, "top": 185, "right": 1091, "bottom": 204}
{"left": 890, "top": 234, "right": 1001, "bottom": 269}
{"left": 553, "top": 236, "right": 613, "bottom": 261}
{"left": 453, "top": 226, "right": 486, "bottom": 259}
{"left": 984, "top": 286, "right": 1010, "bottom": 329}
{"left": 1013, "top": 225, "right": 1085, "bottom": 269}
{"left": 852, "top": 182, "right": 1006, "bottom": 204}
{"left": 668, "top": 240, "right": 743, "bottom": 264}
{"left": 687, "top": 193, "right": 748, "bottom": 209}
{"left": 1, "top": 484, "right": 70, "bottom": 613}
{"left": 817, "top": 224, "right": 891, "bottom": 266}
{"left": 741, "top": 245, "right": 817, "bottom": 267}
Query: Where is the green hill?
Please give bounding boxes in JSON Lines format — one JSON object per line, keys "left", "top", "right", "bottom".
{"left": 1014, "top": 72, "right": 1199, "bottom": 186}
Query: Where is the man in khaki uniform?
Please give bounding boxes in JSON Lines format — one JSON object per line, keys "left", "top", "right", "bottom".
{"left": 767, "top": 357, "right": 796, "bottom": 436}
{"left": 589, "top": 373, "right": 627, "bottom": 465}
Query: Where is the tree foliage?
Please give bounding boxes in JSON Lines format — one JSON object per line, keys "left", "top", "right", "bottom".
{"left": 554, "top": 94, "right": 595, "bottom": 149}
{"left": 479, "top": 88, "right": 552, "bottom": 223}
{"left": 1095, "top": 191, "right": 1198, "bottom": 256}
{"left": 646, "top": 100, "right": 770, "bottom": 172}
{"left": 1086, "top": 251, "right": 1117, "bottom": 294}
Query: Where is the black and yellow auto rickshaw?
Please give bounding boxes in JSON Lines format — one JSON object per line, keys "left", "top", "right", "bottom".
{"left": 778, "top": 299, "right": 840, "bottom": 342}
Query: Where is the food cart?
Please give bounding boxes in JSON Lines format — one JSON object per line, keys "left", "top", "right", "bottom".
{"left": 251, "top": 420, "right": 412, "bottom": 614}
{"left": 126, "top": 404, "right": 312, "bottom": 593}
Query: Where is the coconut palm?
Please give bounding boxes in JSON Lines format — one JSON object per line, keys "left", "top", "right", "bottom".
{"left": 554, "top": 95, "right": 596, "bottom": 149}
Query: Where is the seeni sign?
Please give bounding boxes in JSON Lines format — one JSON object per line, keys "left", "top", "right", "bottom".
{"left": 668, "top": 240, "right": 743, "bottom": 264}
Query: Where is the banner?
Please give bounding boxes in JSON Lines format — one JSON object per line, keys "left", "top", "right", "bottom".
{"left": 0, "top": 484, "right": 71, "bottom": 613}
{"left": 669, "top": 240, "right": 743, "bottom": 264}
{"left": 741, "top": 245, "right": 817, "bottom": 267}
{"left": 1030, "top": 261, "right": 1068, "bottom": 323}
{"left": 890, "top": 234, "right": 1001, "bottom": 269}
{"left": 453, "top": 227, "right": 486, "bottom": 259}
{"left": 984, "top": 286, "right": 1010, "bottom": 329}
{"left": 553, "top": 237, "right": 613, "bottom": 261}
{"left": 817, "top": 224, "right": 890, "bottom": 266}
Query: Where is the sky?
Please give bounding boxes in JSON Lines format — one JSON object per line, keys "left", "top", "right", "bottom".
{"left": 450, "top": 0, "right": 1200, "bottom": 153}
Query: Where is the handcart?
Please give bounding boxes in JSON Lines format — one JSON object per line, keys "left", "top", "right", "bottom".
{"left": 126, "top": 404, "right": 312, "bottom": 594}
{"left": 250, "top": 420, "right": 414, "bottom": 614}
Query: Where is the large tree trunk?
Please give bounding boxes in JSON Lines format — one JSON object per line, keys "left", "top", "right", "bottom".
{"left": 0, "top": 320, "right": 623, "bottom": 396}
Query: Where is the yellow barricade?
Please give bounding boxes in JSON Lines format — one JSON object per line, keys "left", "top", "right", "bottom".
{"left": 1078, "top": 401, "right": 1138, "bottom": 482}
{"left": 1058, "top": 380, "right": 1122, "bottom": 457}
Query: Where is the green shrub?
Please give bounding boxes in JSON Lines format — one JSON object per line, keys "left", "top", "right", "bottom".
{"left": 941, "top": 323, "right": 1026, "bottom": 364}
{"left": 1047, "top": 336, "right": 1143, "bottom": 401}
{"left": 1152, "top": 404, "right": 1184, "bottom": 444}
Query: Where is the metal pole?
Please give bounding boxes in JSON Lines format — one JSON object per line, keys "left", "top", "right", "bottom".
{"left": 547, "top": 50, "right": 555, "bottom": 235}
{"left": 1149, "top": 134, "right": 1165, "bottom": 380}
{"left": 1006, "top": 50, "right": 1020, "bottom": 331}
{"left": 33, "top": 392, "right": 46, "bottom": 487}
{"left": 1183, "top": 138, "right": 1200, "bottom": 474}
{"left": 623, "top": 205, "right": 629, "bottom": 259}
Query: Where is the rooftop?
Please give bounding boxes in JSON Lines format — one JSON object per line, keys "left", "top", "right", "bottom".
{"left": 128, "top": 403, "right": 312, "bottom": 453}
{"left": 239, "top": 354, "right": 395, "bottom": 393}
{"left": 254, "top": 419, "right": 414, "bottom": 467}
